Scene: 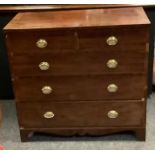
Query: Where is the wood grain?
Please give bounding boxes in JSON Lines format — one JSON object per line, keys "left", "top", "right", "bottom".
{"left": 10, "top": 49, "right": 148, "bottom": 76}
{"left": 6, "top": 26, "right": 149, "bottom": 53}
{"left": 4, "top": 7, "right": 150, "bottom": 31}
{"left": 17, "top": 100, "right": 145, "bottom": 128}
{"left": 4, "top": 7, "right": 149, "bottom": 141}
{"left": 13, "top": 75, "right": 147, "bottom": 102}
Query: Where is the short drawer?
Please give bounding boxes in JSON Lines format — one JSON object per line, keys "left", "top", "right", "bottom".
{"left": 78, "top": 27, "right": 148, "bottom": 50}
{"left": 17, "top": 100, "right": 146, "bottom": 128}
{"left": 13, "top": 75, "right": 146, "bottom": 102}
{"left": 6, "top": 30, "right": 76, "bottom": 54}
{"left": 10, "top": 49, "right": 148, "bottom": 76}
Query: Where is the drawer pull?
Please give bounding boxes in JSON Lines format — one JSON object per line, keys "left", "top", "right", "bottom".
{"left": 107, "top": 59, "right": 118, "bottom": 69}
{"left": 44, "top": 111, "right": 55, "bottom": 119}
{"left": 41, "top": 86, "right": 52, "bottom": 94}
{"left": 39, "top": 62, "right": 50, "bottom": 70}
{"left": 36, "top": 39, "right": 47, "bottom": 48}
{"left": 107, "top": 110, "right": 119, "bottom": 119}
{"left": 107, "top": 84, "right": 118, "bottom": 93}
{"left": 106, "top": 36, "right": 118, "bottom": 46}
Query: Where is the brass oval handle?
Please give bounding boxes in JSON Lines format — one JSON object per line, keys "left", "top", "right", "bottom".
{"left": 107, "top": 59, "right": 118, "bottom": 69}
{"left": 39, "top": 62, "right": 50, "bottom": 70}
{"left": 107, "top": 110, "right": 119, "bottom": 119}
{"left": 106, "top": 36, "right": 118, "bottom": 46}
{"left": 44, "top": 111, "right": 55, "bottom": 119}
{"left": 107, "top": 84, "right": 118, "bottom": 93}
{"left": 41, "top": 86, "right": 52, "bottom": 94}
{"left": 36, "top": 39, "right": 47, "bottom": 48}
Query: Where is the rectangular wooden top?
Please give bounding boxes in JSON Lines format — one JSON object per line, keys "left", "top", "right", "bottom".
{"left": 4, "top": 7, "right": 150, "bottom": 31}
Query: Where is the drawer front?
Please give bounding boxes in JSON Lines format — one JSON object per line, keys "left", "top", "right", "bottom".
{"left": 13, "top": 75, "right": 146, "bottom": 102}
{"left": 6, "top": 30, "right": 76, "bottom": 54}
{"left": 10, "top": 49, "right": 148, "bottom": 76}
{"left": 78, "top": 27, "right": 148, "bottom": 50}
{"left": 6, "top": 27, "right": 148, "bottom": 55}
{"left": 17, "top": 100, "right": 145, "bottom": 128}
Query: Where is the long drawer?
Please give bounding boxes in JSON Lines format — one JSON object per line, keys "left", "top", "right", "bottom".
{"left": 13, "top": 75, "right": 146, "bottom": 102}
{"left": 10, "top": 49, "right": 148, "bottom": 76}
{"left": 17, "top": 100, "right": 146, "bottom": 128}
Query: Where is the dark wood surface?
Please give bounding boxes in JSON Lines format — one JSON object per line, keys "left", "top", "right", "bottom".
{"left": 10, "top": 49, "right": 148, "bottom": 76}
{"left": 20, "top": 127, "right": 146, "bottom": 142}
{"left": 17, "top": 100, "right": 145, "bottom": 128}
{"left": 4, "top": 7, "right": 150, "bottom": 30}
{"left": 6, "top": 27, "right": 148, "bottom": 50}
{"left": 7, "top": 27, "right": 148, "bottom": 76}
{"left": 5, "top": 7, "right": 150, "bottom": 141}
{"left": 13, "top": 75, "right": 146, "bottom": 102}
{"left": 0, "top": 6, "right": 154, "bottom": 99}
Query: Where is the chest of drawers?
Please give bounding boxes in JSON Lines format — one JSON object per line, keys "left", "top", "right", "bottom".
{"left": 4, "top": 7, "right": 150, "bottom": 141}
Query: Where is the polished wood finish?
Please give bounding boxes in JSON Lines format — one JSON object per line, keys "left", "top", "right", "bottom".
{"left": 4, "top": 7, "right": 150, "bottom": 30}
{"left": 9, "top": 50, "right": 148, "bottom": 76}
{"left": 17, "top": 100, "right": 145, "bottom": 128}
{"left": 6, "top": 27, "right": 148, "bottom": 51}
{"left": 4, "top": 7, "right": 150, "bottom": 141}
{"left": 13, "top": 75, "right": 146, "bottom": 102}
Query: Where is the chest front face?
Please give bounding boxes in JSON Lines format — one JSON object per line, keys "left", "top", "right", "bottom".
{"left": 4, "top": 7, "right": 150, "bottom": 141}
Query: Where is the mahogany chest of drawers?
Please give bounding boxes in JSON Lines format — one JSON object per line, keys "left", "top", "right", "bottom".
{"left": 4, "top": 7, "right": 150, "bottom": 141}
